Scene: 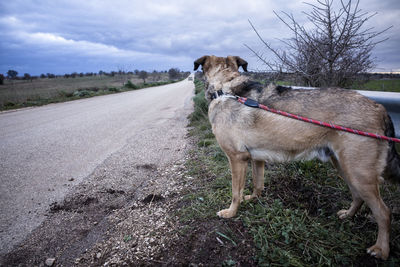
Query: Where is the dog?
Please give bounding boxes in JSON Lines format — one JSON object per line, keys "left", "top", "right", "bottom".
{"left": 193, "top": 55, "right": 400, "bottom": 260}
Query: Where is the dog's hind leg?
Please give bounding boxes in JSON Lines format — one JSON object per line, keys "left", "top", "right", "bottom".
{"left": 363, "top": 186, "right": 391, "bottom": 260}
{"left": 217, "top": 153, "right": 248, "bottom": 218}
{"left": 337, "top": 195, "right": 363, "bottom": 219}
{"left": 331, "top": 155, "right": 364, "bottom": 219}
{"left": 345, "top": 176, "right": 391, "bottom": 259}
{"left": 245, "top": 160, "right": 265, "bottom": 201}
{"left": 346, "top": 179, "right": 390, "bottom": 259}
{"left": 336, "top": 151, "right": 391, "bottom": 260}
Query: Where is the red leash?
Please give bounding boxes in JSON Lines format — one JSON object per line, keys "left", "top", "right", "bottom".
{"left": 237, "top": 96, "right": 400, "bottom": 143}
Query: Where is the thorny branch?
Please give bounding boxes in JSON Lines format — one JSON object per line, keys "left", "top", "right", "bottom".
{"left": 246, "top": 0, "right": 392, "bottom": 87}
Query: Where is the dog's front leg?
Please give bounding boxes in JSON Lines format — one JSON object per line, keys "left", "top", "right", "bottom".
{"left": 217, "top": 155, "right": 248, "bottom": 218}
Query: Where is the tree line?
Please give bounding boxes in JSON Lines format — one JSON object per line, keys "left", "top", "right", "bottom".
{"left": 0, "top": 68, "right": 189, "bottom": 85}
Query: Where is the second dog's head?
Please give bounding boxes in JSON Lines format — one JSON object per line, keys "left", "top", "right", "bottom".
{"left": 194, "top": 55, "right": 248, "bottom": 100}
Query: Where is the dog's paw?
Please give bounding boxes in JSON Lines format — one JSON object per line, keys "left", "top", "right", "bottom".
{"left": 244, "top": 194, "right": 254, "bottom": 201}
{"left": 217, "top": 209, "right": 236, "bottom": 218}
{"left": 337, "top": 209, "right": 351, "bottom": 220}
{"left": 367, "top": 244, "right": 389, "bottom": 260}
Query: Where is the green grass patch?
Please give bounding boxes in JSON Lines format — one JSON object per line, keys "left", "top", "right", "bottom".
{"left": 182, "top": 78, "right": 400, "bottom": 265}
{"left": 275, "top": 80, "right": 296, "bottom": 87}
{"left": 351, "top": 79, "right": 400, "bottom": 92}
{"left": 253, "top": 76, "right": 400, "bottom": 92}
{"left": 124, "top": 80, "right": 179, "bottom": 90}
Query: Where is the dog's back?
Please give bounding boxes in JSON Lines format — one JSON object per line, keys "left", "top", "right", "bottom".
{"left": 235, "top": 80, "right": 400, "bottom": 183}
{"left": 238, "top": 80, "right": 400, "bottom": 183}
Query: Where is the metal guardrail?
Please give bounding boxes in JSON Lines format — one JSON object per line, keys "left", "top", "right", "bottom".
{"left": 291, "top": 86, "right": 400, "bottom": 138}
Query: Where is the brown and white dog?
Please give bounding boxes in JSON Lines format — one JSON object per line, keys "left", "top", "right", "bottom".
{"left": 194, "top": 55, "right": 400, "bottom": 260}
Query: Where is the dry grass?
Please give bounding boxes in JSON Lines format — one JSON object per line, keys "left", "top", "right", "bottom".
{"left": 0, "top": 73, "right": 169, "bottom": 108}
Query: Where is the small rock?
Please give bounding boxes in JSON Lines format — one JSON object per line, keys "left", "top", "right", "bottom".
{"left": 96, "top": 252, "right": 102, "bottom": 259}
{"left": 68, "top": 178, "right": 74, "bottom": 181}
{"left": 45, "top": 258, "right": 56, "bottom": 266}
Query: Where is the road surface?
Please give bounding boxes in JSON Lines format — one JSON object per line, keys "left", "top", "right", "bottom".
{"left": 0, "top": 78, "right": 194, "bottom": 256}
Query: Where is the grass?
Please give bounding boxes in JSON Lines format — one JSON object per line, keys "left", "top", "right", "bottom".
{"left": 275, "top": 81, "right": 296, "bottom": 87}
{"left": 261, "top": 78, "right": 400, "bottom": 92}
{"left": 352, "top": 79, "right": 400, "bottom": 92}
{"left": 182, "top": 78, "right": 400, "bottom": 265}
{"left": 0, "top": 74, "right": 181, "bottom": 110}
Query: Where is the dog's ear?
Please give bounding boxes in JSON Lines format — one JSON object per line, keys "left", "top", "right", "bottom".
{"left": 194, "top": 56, "right": 209, "bottom": 71}
{"left": 235, "top": 56, "right": 248, "bottom": 72}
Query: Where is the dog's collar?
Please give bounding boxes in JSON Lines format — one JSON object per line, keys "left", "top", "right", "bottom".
{"left": 211, "top": 90, "right": 224, "bottom": 100}
{"left": 211, "top": 90, "right": 237, "bottom": 101}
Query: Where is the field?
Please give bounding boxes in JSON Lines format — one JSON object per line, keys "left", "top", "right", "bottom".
{"left": 0, "top": 73, "right": 171, "bottom": 110}
{"left": 175, "top": 79, "right": 400, "bottom": 265}
{"left": 273, "top": 79, "right": 400, "bottom": 92}
{"left": 351, "top": 79, "right": 400, "bottom": 92}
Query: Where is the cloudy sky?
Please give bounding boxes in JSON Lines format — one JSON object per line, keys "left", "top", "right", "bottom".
{"left": 1, "top": 0, "right": 399, "bottom": 75}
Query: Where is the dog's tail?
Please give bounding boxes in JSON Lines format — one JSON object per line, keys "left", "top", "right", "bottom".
{"left": 383, "top": 114, "right": 400, "bottom": 183}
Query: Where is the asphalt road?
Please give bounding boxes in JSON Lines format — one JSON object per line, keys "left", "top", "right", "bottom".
{"left": 0, "top": 78, "right": 194, "bottom": 256}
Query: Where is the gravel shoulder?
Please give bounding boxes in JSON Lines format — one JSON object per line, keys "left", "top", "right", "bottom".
{"left": 1, "top": 139, "right": 194, "bottom": 266}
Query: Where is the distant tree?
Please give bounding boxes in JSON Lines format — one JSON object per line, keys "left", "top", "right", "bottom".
{"left": 40, "top": 74, "right": 46, "bottom": 79}
{"left": 138, "top": 70, "right": 148, "bottom": 83}
{"left": 0, "top": 74, "right": 4, "bottom": 85}
{"left": 134, "top": 69, "right": 140, "bottom": 75}
{"left": 116, "top": 66, "right": 130, "bottom": 86}
{"left": 23, "top": 73, "right": 31, "bottom": 81}
{"left": 7, "top": 70, "right": 18, "bottom": 79}
{"left": 168, "top": 68, "right": 180, "bottom": 80}
{"left": 152, "top": 70, "right": 161, "bottom": 81}
{"left": 98, "top": 70, "right": 105, "bottom": 76}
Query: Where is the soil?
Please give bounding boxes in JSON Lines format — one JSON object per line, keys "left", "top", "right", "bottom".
{"left": 0, "top": 137, "right": 257, "bottom": 266}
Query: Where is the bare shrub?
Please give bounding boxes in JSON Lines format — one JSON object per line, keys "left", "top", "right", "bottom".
{"left": 246, "top": 0, "right": 392, "bottom": 87}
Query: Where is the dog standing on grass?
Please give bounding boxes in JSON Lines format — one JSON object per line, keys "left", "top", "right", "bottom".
{"left": 193, "top": 55, "right": 400, "bottom": 260}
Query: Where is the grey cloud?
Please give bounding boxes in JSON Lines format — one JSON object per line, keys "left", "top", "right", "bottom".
{"left": 0, "top": 0, "right": 398, "bottom": 75}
